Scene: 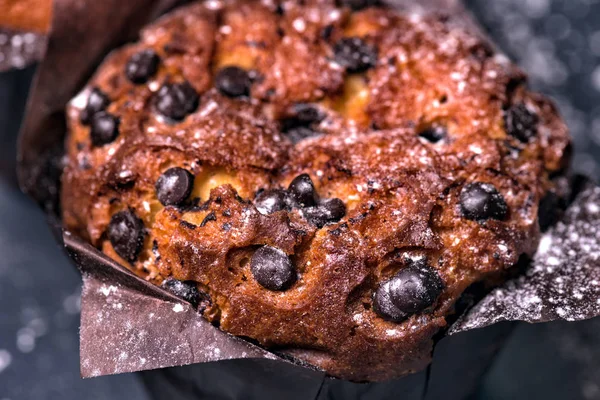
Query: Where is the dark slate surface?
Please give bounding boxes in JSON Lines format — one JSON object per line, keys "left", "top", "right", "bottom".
{"left": 1, "top": 0, "right": 600, "bottom": 399}
{"left": 0, "top": 179, "right": 149, "bottom": 399}
{"left": 466, "top": 0, "right": 600, "bottom": 397}
{"left": 466, "top": 0, "right": 600, "bottom": 181}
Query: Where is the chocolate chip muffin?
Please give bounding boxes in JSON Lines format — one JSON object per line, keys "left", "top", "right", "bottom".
{"left": 61, "top": 0, "right": 571, "bottom": 381}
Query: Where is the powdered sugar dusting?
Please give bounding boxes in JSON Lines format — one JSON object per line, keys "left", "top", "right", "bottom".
{"left": 79, "top": 271, "right": 277, "bottom": 377}
{"left": 0, "top": 29, "right": 45, "bottom": 72}
{"left": 451, "top": 186, "right": 600, "bottom": 333}
{"left": 172, "top": 303, "right": 184, "bottom": 313}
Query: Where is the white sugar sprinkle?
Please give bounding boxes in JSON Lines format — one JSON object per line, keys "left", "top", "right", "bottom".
{"left": 172, "top": 304, "right": 185, "bottom": 313}
{"left": 0, "top": 350, "right": 12, "bottom": 374}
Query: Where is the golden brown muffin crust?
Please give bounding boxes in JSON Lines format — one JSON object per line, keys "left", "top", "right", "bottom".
{"left": 62, "top": 0, "right": 570, "bottom": 381}
{"left": 0, "top": 0, "right": 52, "bottom": 33}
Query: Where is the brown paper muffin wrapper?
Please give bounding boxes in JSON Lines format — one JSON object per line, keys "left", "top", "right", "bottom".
{"left": 15, "top": 0, "right": 600, "bottom": 396}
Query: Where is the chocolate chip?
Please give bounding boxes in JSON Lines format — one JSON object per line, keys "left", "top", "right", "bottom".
{"left": 503, "top": 103, "right": 538, "bottom": 143}
{"left": 323, "top": 198, "right": 346, "bottom": 218}
{"left": 250, "top": 246, "right": 296, "bottom": 291}
{"left": 215, "top": 66, "right": 252, "bottom": 98}
{"left": 80, "top": 87, "right": 110, "bottom": 125}
{"left": 288, "top": 174, "right": 318, "bottom": 207}
{"left": 418, "top": 125, "right": 447, "bottom": 143}
{"left": 155, "top": 167, "right": 194, "bottom": 206}
{"left": 154, "top": 81, "right": 199, "bottom": 121}
{"left": 254, "top": 189, "right": 288, "bottom": 215}
{"left": 90, "top": 111, "right": 120, "bottom": 147}
{"left": 161, "top": 278, "right": 208, "bottom": 310}
{"left": 125, "top": 49, "right": 160, "bottom": 84}
{"left": 107, "top": 210, "right": 146, "bottom": 262}
{"left": 303, "top": 198, "right": 346, "bottom": 228}
{"left": 374, "top": 261, "right": 443, "bottom": 321}
{"left": 338, "top": 0, "right": 379, "bottom": 10}
{"left": 460, "top": 182, "right": 508, "bottom": 221}
{"left": 281, "top": 104, "right": 324, "bottom": 143}
{"left": 333, "top": 37, "right": 378, "bottom": 73}
{"left": 373, "top": 280, "right": 409, "bottom": 322}
{"left": 389, "top": 262, "right": 443, "bottom": 313}
{"left": 289, "top": 104, "right": 324, "bottom": 126}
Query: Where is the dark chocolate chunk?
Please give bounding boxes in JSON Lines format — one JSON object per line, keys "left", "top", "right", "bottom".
{"left": 125, "top": 49, "right": 160, "bottom": 84}
{"left": 374, "top": 261, "right": 443, "bottom": 321}
{"left": 460, "top": 182, "right": 508, "bottom": 221}
{"left": 418, "top": 125, "right": 447, "bottom": 143}
{"left": 254, "top": 189, "right": 288, "bottom": 215}
{"left": 388, "top": 262, "right": 443, "bottom": 313}
{"left": 373, "top": 279, "right": 409, "bottom": 322}
{"left": 321, "top": 198, "right": 346, "bottom": 220}
{"left": 303, "top": 198, "right": 347, "bottom": 228}
{"left": 281, "top": 104, "right": 324, "bottom": 143}
{"left": 154, "top": 81, "right": 199, "bottom": 121}
{"left": 80, "top": 87, "right": 110, "bottom": 125}
{"left": 81, "top": 88, "right": 111, "bottom": 125}
{"left": 333, "top": 37, "right": 378, "bottom": 73}
{"left": 250, "top": 246, "right": 296, "bottom": 291}
{"left": 503, "top": 103, "right": 539, "bottom": 143}
{"left": 107, "top": 210, "right": 146, "bottom": 262}
{"left": 288, "top": 174, "right": 318, "bottom": 207}
{"left": 215, "top": 66, "right": 252, "bottom": 98}
{"left": 161, "top": 278, "right": 207, "bottom": 309}
{"left": 90, "top": 111, "right": 120, "bottom": 147}
{"left": 286, "top": 104, "right": 324, "bottom": 127}
{"left": 339, "top": 0, "right": 379, "bottom": 10}
{"left": 155, "top": 167, "right": 194, "bottom": 206}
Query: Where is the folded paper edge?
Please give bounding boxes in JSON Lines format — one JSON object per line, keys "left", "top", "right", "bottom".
{"left": 449, "top": 185, "right": 600, "bottom": 334}
{"left": 17, "top": 0, "right": 600, "bottom": 382}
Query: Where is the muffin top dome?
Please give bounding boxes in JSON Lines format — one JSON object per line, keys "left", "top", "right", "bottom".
{"left": 61, "top": 0, "right": 570, "bottom": 381}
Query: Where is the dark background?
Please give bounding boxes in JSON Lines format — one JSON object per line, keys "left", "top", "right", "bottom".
{"left": 1, "top": 0, "right": 600, "bottom": 398}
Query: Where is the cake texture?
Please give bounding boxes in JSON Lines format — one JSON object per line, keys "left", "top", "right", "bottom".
{"left": 61, "top": 0, "right": 571, "bottom": 381}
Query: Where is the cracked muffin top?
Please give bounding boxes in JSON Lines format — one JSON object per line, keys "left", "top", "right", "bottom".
{"left": 61, "top": 0, "right": 571, "bottom": 381}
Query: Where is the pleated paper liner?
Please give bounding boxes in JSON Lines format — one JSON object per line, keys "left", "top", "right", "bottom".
{"left": 16, "top": 0, "right": 600, "bottom": 398}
